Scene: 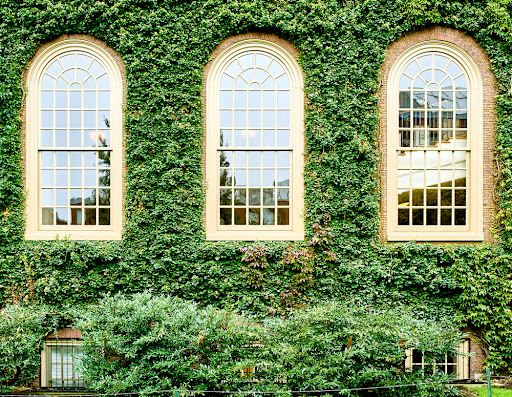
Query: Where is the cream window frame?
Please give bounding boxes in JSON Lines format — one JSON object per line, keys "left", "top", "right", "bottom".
{"left": 405, "top": 340, "right": 470, "bottom": 379}
{"left": 386, "top": 41, "right": 484, "bottom": 242}
{"left": 40, "top": 339, "right": 86, "bottom": 388}
{"left": 25, "top": 39, "right": 122, "bottom": 240}
{"left": 205, "top": 39, "right": 304, "bottom": 241}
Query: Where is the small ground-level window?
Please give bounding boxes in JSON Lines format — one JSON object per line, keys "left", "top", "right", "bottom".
{"left": 405, "top": 340, "right": 469, "bottom": 379}
{"left": 41, "top": 334, "right": 85, "bottom": 388}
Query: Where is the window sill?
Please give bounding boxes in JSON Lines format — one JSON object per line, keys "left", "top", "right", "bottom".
{"left": 25, "top": 231, "right": 122, "bottom": 240}
{"left": 387, "top": 232, "right": 484, "bottom": 242}
{"left": 206, "top": 231, "right": 304, "bottom": 241}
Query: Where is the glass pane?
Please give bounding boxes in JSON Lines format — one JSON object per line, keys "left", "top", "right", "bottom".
{"left": 234, "top": 91, "right": 247, "bottom": 108}
{"left": 277, "top": 169, "right": 289, "bottom": 186}
{"left": 263, "top": 110, "right": 276, "bottom": 128}
{"left": 455, "top": 189, "right": 466, "bottom": 206}
{"left": 220, "top": 169, "right": 232, "bottom": 186}
{"left": 399, "top": 92, "right": 410, "bottom": 108}
{"left": 399, "top": 75, "right": 412, "bottom": 90}
{"left": 427, "top": 91, "right": 439, "bottom": 109}
{"left": 234, "top": 189, "right": 246, "bottom": 205}
{"left": 263, "top": 208, "right": 275, "bottom": 225}
{"left": 426, "top": 209, "right": 437, "bottom": 225}
{"left": 277, "top": 110, "right": 290, "bottom": 127}
{"left": 234, "top": 130, "right": 246, "bottom": 147}
{"left": 99, "top": 170, "right": 110, "bottom": 187}
{"left": 84, "top": 189, "right": 96, "bottom": 205}
{"left": 248, "top": 110, "right": 261, "bottom": 127}
{"left": 441, "top": 209, "right": 452, "bottom": 225}
{"left": 263, "top": 130, "right": 275, "bottom": 147}
{"left": 248, "top": 151, "right": 261, "bottom": 167}
{"left": 220, "top": 208, "right": 232, "bottom": 225}
{"left": 70, "top": 170, "right": 82, "bottom": 187}
{"left": 277, "top": 208, "right": 289, "bottom": 225}
{"left": 398, "top": 208, "right": 409, "bottom": 225}
{"left": 455, "top": 209, "right": 466, "bottom": 225}
{"left": 399, "top": 111, "right": 411, "bottom": 128}
{"left": 248, "top": 91, "right": 261, "bottom": 108}
{"left": 55, "top": 170, "right": 67, "bottom": 187}
{"left": 85, "top": 208, "right": 96, "bottom": 225}
{"left": 426, "top": 189, "right": 438, "bottom": 206}
{"left": 412, "top": 189, "right": 423, "bottom": 206}
{"left": 249, "top": 189, "right": 260, "bottom": 205}
{"left": 441, "top": 92, "right": 453, "bottom": 109}
{"left": 98, "top": 91, "right": 110, "bottom": 108}
{"left": 263, "top": 188, "right": 275, "bottom": 205}
{"left": 84, "top": 170, "right": 96, "bottom": 187}
{"left": 441, "top": 189, "right": 452, "bottom": 207}
{"left": 41, "top": 111, "right": 53, "bottom": 128}
{"left": 99, "top": 188, "right": 110, "bottom": 205}
{"left": 412, "top": 208, "right": 424, "bottom": 225}
{"left": 220, "top": 130, "right": 232, "bottom": 147}
{"left": 248, "top": 130, "right": 261, "bottom": 147}
{"left": 413, "top": 111, "right": 424, "bottom": 128}
{"left": 249, "top": 208, "right": 260, "bottom": 225}
{"left": 234, "top": 208, "right": 246, "bottom": 225}
{"left": 248, "top": 170, "right": 260, "bottom": 187}
{"left": 71, "top": 208, "right": 82, "bottom": 225}
{"left": 234, "top": 110, "right": 247, "bottom": 128}
{"left": 262, "top": 152, "right": 275, "bottom": 167}
{"left": 42, "top": 208, "right": 54, "bottom": 225}
{"left": 56, "top": 189, "right": 68, "bottom": 206}
{"left": 400, "top": 131, "right": 410, "bottom": 147}
{"left": 263, "top": 170, "right": 275, "bottom": 187}
{"left": 70, "top": 189, "right": 82, "bottom": 205}
{"left": 42, "top": 189, "right": 53, "bottom": 206}
{"left": 277, "top": 91, "right": 290, "bottom": 108}
{"left": 277, "top": 130, "right": 290, "bottom": 147}
{"left": 277, "top": 189, "right": 289, "bottom": 205}
{"left": 398, "top": 189, "right": 409, "bottom": 206}
{"left": 56, "top": 208, "right": 68, "bottom": 225}
{"left": 220, "top": 188, "right": 232, "bottom": 205}
{"left": 41, "top": 130, "right": 53, "bottom": 147}
{"left": 219, "top": 91, "right": 232, "bottom": 108}
{"left": 99, "top": 208, "right": 110, "bottom": 225}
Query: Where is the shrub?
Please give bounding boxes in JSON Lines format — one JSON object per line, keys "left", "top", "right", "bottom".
{"left": 75, "top": 293, "right": 463, "bottom": 396}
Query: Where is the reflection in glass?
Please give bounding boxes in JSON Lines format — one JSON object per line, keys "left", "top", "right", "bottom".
{"left": 234, "top": 208, "right": 246, "bottom": 225}
{"left": 42, "top": 208, "right": 54, "bottom": 225}
{"left": 220, "top": 208, "right": 232, "bottom": 225}
{"left": 56, "top": 208, "right": 68, "bottom": 225}
{"left": 71, "top": 208, "right": 82, "bottom": 225}
{"left": 84, "top": 189, "right": 96, "bottom": 205}
{"left": 398, "top": 208, "right": 409, "bottom": 225}
{"left": 412, "top": 208, "right": 424, "bottom": 225}
{"left": 249, "top": 208, "right": 260, "bottom": 225}
{"left": 220, "top": 189, "right": 231, "bottom": 205}
{"left": 263, "top": 189, "right": 274, "bottom": 205}
{"left": 263, "top": 208, "right": 275, "bottom": 225}
{"left": 455, "top": 209, "right": 466, "bottom": 225}
{"left": 85, "top": 208, "right": 96, "bottom": 225}
{"left": 249, "top": 189, "right": 260, "bottom": 205}
{"left": 234, "top": 189, "right": 246, "bottom": 205}
{"left": 99, "top": 208, "right": 110, "bottom": 225}
{"left": 277, "top": 189, "right": 289, "bottom": 205}
{"left": 277, "top": 208, "right": 289, "bottom": 225}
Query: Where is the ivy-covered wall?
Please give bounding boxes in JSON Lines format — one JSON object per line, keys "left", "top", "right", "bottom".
{"left": 1, "top": 0, "right": 512, "bottom": 374}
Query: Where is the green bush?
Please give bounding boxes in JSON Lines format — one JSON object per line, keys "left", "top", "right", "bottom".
{"left": 75, "top": 293, "right": 463, "bottom": 396}
{"left": 0, "top": 304, "right": 53, "bottom": 392}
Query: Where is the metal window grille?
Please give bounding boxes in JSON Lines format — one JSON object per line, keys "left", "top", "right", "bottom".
{"left": 45, "top": 339, "right": 86, "bottom": 388}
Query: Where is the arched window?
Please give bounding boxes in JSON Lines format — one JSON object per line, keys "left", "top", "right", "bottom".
{"left": 387, "top": 41, "right": 483, "bottom": 241}
{"left": 205, "top": 38, "right": 304, "bottom": 240}
{"left": 25, "top": 38, "right": 123, "bottom": 240}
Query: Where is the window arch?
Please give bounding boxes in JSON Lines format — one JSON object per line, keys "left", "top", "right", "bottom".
{"left": 205, "top": 37, "right": 304, "bottom": 240}
{"left": 25, "top": 38, "right": 123, "bottom": 240}
{"left": 386, "top": 40, "right": 484, "bottom": 241}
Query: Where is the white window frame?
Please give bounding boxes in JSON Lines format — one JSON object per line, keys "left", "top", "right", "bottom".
{"left": 40, "top": 339, "right": 86, "bottom": 388}
{"left": 25, "top": 39, "right": 123, "bottom": 240}
{"left": 387, "top": 41, "right": 484, "bottom": 241}
{"left": 405, "top": 340, "right": 470, "bottom": 379}
{"left": 205, "top": 39, "right": 304, "bottom": 241}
